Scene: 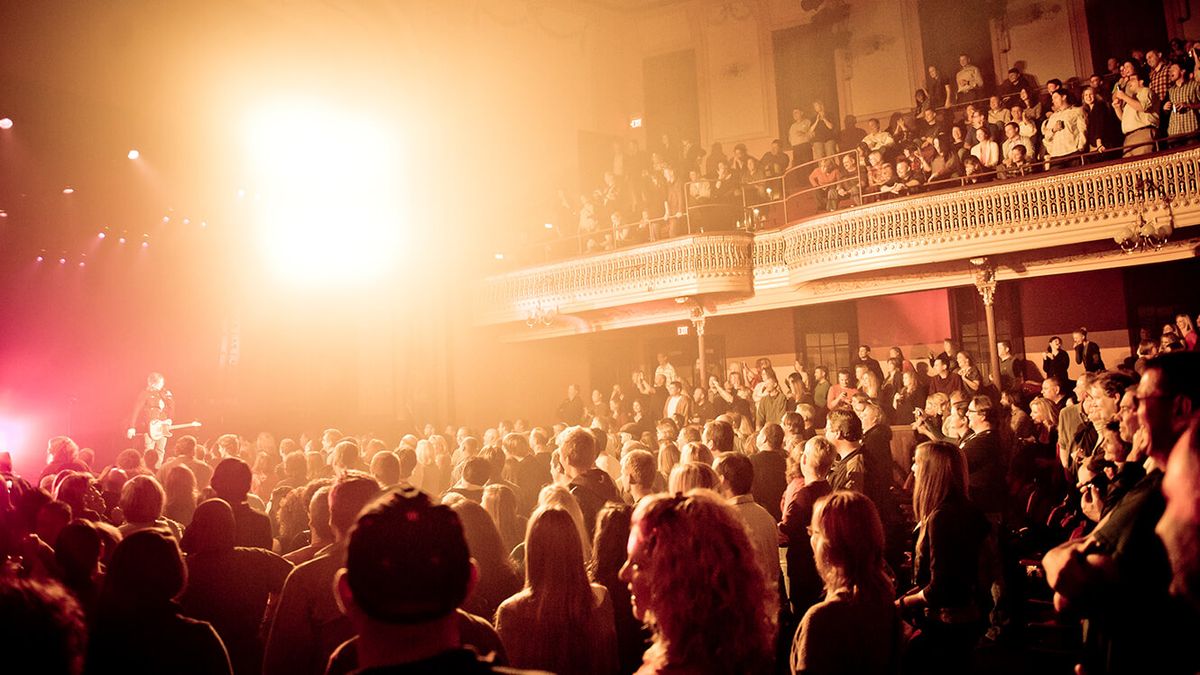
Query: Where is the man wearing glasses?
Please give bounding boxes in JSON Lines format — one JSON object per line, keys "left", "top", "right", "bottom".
{"left": 1044, "top": 354, "right": 1200, "bottom": 675}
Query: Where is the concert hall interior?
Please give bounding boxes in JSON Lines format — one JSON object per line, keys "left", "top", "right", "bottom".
{"left": 3, "top": 1, "right": 1200, "bottom": 674}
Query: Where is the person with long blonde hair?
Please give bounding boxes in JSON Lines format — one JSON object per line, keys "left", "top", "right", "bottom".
{"left": 495, "top": 507, "right": 618, "bottom": 675}
{"left": 791, "top": 491, "right": 899, "bottom": 674}
{"left": 898, "top": 441, "right": 989, "bottom": 674}
{"left": 620, "top": 490, "right": 776, "bottom": 674}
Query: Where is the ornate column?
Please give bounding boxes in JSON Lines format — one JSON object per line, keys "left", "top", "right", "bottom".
{"left": 691, "top": 305, "right": 707, "bottom": 388}
{"left": 970, "top": 257, "right": 1001, "bottom": 390}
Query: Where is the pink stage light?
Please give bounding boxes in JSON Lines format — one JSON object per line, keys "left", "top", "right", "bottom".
{"left": 0, "top": 118, "right": 12, "bottom": 130}
{"left": 35, "top": 256, "right": 43, "bottom": 262}
{"left": 58, "top": 257, "right": 66, "bottom": 264}
{"left": 118, "top": 237, "right": 127, "bottom": 244}
{"left": 98, "top": 232, "right": 106, "bottom": 239}
{"left": 141, "top": 241, "right": 149, "bottom": 248}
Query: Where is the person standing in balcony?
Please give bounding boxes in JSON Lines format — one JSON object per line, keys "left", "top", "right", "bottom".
{"left": 926, "top": 64, "right": 952, "bottom": 109}
{"left": 1042, "top": 89, "right": 1088, "bottom": 163}
{"left": 789, "top": 108, "right": 814, "bottom": 167}
{"left": 1147, "top": 50, "right": 1172, "bottom": 138}
{"left": 1082, "top": 86, "right": 1122, "bottom": 155}
{"left": 1073, "top": 327, "right": 1106, "bottom": 373}
{"left": 1165, "top": 61, "right": 1200, "bottom": 144}
{"left": 955, "top": 53, "right": 985, "bottom": 103}
{"left": 662, "top": 166, "right": 686, "bottom": 238}
{"left": 1114, "top": 66, "right": 1160, "bottom": 157}
{"left": 811, "top": 101, "right": 836, "bottom": 159}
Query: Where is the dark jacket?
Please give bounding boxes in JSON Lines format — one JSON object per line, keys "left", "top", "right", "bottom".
{"left": 914, "top": 492, "right": 990, "bottom": 611}
{"left": 749, "top": 450, "right": 789, "bottom": 521}
{"left": 960, "top": 429, "right": 1005, "bottom": 515}
{"left": 829, "top": 448, "right": 866, "bottom": 493}
{"left": 569, "top": 468, "right": 619, "bottom": 537}
{"left": 780, "top": 479, "right": 833, "bottom": 617}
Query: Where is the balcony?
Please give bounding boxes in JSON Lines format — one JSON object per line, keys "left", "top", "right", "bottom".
{"left": 479, "top": 146, "right": 1200, "bottom": 335}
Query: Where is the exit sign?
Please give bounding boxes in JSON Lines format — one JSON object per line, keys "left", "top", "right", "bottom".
{"left": 676, "top": 325, "right": 689, "bottom": 336}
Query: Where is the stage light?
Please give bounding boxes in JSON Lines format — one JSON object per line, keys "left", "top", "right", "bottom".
{"left": 243, "top": 100, "right": 404, "bottom": 285}
{"left": 35, "top": 256, "right": 43, "bottom": 262}
{"left": 629, "top": 117, "right": 642, "bottom": 128}
{"left": 0, "top": 210, "right": 7, "bottom": 217}
{"left": 0, "top": 118, "right": 11, "bottom": 130}
{"left": 127, "top": 149, "right": 140, "bottom": 160}
{"left": 141, "top": 241, "right": 149, "bottom": 248}
{"left": 62, "top": 187, "right": 75, "bottom": 195}
{"left": 494, "top": 252, "right": 505, "bottom": 260}
{"left": 162, "top": 216, "right": 170, "bottom": 223}
{"left": 98, "top": 232, "right": 106, "bottom": 239}
{"left": 78, "top": 261, "right": 85, "bottom": 267}
{"left": 118, "top": 237, "right": 126, "bottom": 244}
{"left": 182, "top": 218, "right": 190, "bottom": 225}
{"left": 544, "top": 223, "right": 554, "bottom": 230}
{"left": 58, "top": 257, "right": 66, "bottom": 264}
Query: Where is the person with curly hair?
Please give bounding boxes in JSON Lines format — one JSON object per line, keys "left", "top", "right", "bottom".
{"left": 620, "top": 490, "right": 777, "bottom": 674}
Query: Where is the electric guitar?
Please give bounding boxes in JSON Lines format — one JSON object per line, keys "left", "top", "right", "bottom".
{"left": 147, "top": 419, "right": 202, "bottom": 442}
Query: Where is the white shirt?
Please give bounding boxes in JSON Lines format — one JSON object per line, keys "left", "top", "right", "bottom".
{"left": 655, "top": 362, "right": 678, "bottom": 385}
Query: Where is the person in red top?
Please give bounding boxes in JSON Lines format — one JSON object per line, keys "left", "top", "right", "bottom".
{"left": 825, "top": 369, "right": 859, "bottom": 409}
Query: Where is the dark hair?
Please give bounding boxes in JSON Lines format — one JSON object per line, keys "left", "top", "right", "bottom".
{"left": 1093, "top": 371, "right": 1136, "bottom": 399}
{"left": 714, "top": 454, "right": 754, "bottom": 496}
{"left": 1144, "top": 353, "right": 1200, "bottom": 407}
{"left": 104, "top": 530, "right": 186, "bottom": 608}
{"left": 181, "top": 498, "right": 235, "bottom": 554}
{"left": 210, "top": 457, "right": 253, "bottom": 502}
{"left": 825, "top": 408, "right": 863, "bottom": 443}
{"left": 346, "top": 488, "right": 471, "bottom": 623}
{"left": 589, "top": 503, "right": 633, "bottom": 584}
{"left": 0, "top": 576, "right": 87, "bottom": 675}
{"left": 462, "top": 457, "right": 492, "bottom": 485}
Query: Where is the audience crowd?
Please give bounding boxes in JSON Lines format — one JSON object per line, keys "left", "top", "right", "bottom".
{"left": 546, "top": 41, "right": 1200, "bottom": 255}
{"left": 2, "top": 310, "right": 1200, "bottom": 674}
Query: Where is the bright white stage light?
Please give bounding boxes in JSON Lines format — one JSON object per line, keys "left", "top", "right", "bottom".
{"left": 127, "top": 149, "right": 140, "bottom": 160}
{"left": 0, "top": 118, "right": 12, "bottom": 130}
{"left": 243, "top": 100, "right": 404, "bottom": 286}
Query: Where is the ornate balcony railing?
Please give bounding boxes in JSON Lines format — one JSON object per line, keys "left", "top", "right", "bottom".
{"left": 480, "top": 146, "right": 1200, "bottom": 328}
{"left": 477, "top": 233, "right": 756, "bottom": 326}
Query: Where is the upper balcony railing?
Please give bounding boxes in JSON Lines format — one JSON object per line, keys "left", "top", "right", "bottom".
{"left": 481, "top": 138, "right": 1200, "bottom": 328}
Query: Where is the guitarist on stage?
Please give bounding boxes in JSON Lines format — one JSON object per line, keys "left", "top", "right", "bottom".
{"left": 127, "top": 372, "right": 175, "bottom": 453}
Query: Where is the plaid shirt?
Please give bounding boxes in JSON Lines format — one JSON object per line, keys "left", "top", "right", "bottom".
{"left": 1168, "top": 79, "right": 1200, "bottom": 136}
{"left": 1149, "top": 63, "right": 1171, "bottom": 106}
